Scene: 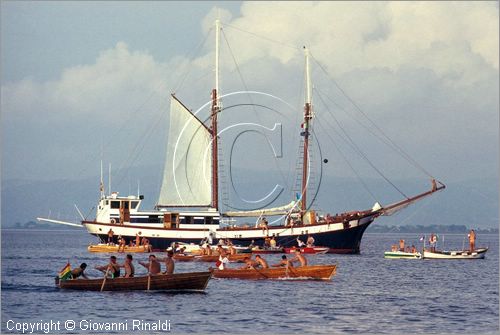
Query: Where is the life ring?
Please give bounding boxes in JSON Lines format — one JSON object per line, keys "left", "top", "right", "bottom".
{"left": 110, "top": 218, "right": 116, "bottom": 224}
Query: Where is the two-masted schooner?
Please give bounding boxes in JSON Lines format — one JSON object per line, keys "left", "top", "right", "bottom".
{"left": 39, "top": 20, "right": 445, "bottom": 253}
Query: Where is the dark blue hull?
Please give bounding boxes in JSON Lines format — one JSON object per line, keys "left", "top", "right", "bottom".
{"left": 94, "top": 220, "right": 373, "bottom": 254}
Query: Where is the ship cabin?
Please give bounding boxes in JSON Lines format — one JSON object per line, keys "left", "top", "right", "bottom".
{"left": 95, "top": 192, "right": 220, "bottom": 230}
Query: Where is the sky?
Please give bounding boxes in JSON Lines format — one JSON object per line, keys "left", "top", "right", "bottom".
{"left": 2, "top": 1, "right": 499, "bottom": 208}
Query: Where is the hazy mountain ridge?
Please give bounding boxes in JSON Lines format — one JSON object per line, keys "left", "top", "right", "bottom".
{"left": 1, "top": 164, "right": 498, "bottom": 229}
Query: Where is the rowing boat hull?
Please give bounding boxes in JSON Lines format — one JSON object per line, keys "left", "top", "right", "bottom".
{"left": 87, "top": 244, "right": 148, "bottom": 253}
{"left": 173, "top": 254, "right": 248, "bottom": 262}
{"left": 284, "top": 247, "right": 329, "bottom": 254}
{"left": 384, "top": 251, "right": 422, "bottom": 259}
{"left": 57, "top": 271, "right": 211, "bottom": 291}
{"left": 212, "top": 264, "right": 336, "bottom": 280}
{"left": 423, "top": 248, "right": 488, "bottom": 259}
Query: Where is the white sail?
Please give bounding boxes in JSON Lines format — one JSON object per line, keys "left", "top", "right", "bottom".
{"left": 223, "top": 201, "right": 299, "bottom": 217}
{"left": 158, "top": 96, "right": 212, "bottom": 206}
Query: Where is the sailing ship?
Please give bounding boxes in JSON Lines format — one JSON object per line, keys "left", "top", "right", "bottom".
{"left": 39, "top": 20, "right": 445, "bottom": 253}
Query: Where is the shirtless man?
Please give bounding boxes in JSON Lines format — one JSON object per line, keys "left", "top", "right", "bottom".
{"left": 119, "top": 254, "right": 135, "bottom": 278}
{"left": 71, "top": 263, "right": 89, "bottom": 279}
{"left": 272, "top": 255, "right": 294, "bottom": 268}
{"left": 217, "top": 245, "right": 228, "bottom": 258}
{"left": 158, "top": 250, "right": 175, "bottom": 275}
{"left": 139, "top": 255, "right": 161, "bottom": 275}
{"left": 239, "top": 257, "right": 259, "bottom": 269}
{"left": 107, "top": 228, "right": 114, "bottom": 245}
{"left": 254, "top": 255, "right": 269, "bottom": 269}
{"left": 290, "top": 249, "right": 308, "bottom": 267}
{"left": 468, "top": 229, "right": 476, "bottom": 251}
{"left": 95, "top": 256, "right": 121, "bottom": 278}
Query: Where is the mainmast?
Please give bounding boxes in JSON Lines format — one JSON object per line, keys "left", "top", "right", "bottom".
{"left": 301, "top": 47, "right": 313, "bottom": 214}
{"left": 211, "top": 19, "right": 221, "bottom": 210}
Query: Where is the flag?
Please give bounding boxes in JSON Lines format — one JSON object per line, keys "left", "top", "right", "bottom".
{"left": 58, "top": 262, "right": 72, "bottom": 281}
{"left": 419, "top": 235, "right": 425, "bottom": 242}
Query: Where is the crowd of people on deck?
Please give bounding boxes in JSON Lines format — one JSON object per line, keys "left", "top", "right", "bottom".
{"left": 105, "top": 229, "right": 152, "bottom": 252}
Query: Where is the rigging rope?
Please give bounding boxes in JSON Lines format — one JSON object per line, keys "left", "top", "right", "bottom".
{"left": 309, "top": 52, "right": 435, "bottom": 180}
{"left": 314, "top": 88, "right": 408, "bottom": 199}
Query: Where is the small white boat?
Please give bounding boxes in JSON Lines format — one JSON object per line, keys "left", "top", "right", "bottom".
{"left": 384, "top": 250, "right": 422, "bottom": 259}
{"left": 422, "top": 247, "right": 488, "bottom": 259}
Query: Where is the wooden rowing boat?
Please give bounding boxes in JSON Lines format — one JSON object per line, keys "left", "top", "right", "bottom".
{"left": 284, "top": 246, "right": 329, "bottom": 254}
{"left": 422, "top": 247, "right": 488, "bottom": 260}
{"left": 212, "top": 264, "right": 337, "bottom": 280}
{"left": 56, "top": 271, "right": 211, "bottom": 291}
{"left": 173, "top": 254, "right": 248, "bottom": 262}
{"left": 384, "top": 250, "right": 422, "bottom": 259}
{"left": 87, "top": 244, "right": 149, "bottom": 253}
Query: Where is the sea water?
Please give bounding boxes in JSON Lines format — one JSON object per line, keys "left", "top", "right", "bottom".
{"left": 1, "top": 229, "right": 498, "bottom": 334}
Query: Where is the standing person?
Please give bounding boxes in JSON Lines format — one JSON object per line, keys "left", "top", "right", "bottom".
{"left": 119, "top": 254, "right": 135, "bottom": 278}
{"left": 296, "top": 237, "right": 305, "bottom": 247}
{"left": 306, "top": 235, "right": 315, "bottom": 247}
{"left": 468, "top": 229, "right": 476, "bottom": 251}
{"left": 290, "top": 249, "right": 308, "bottom": 267}
{"left": 95, "top": 256, "right": 120, "bottom": 278}
{"left": 399, "top": 239, "right": 405, "bottom": 252}
{"left": 107, "top": 228, "right": 114, "bottom": 245}
{"left": 138, "top": 255, "right": 161, "bottom": 275}
{"left": 135, "top": 232, "right": 141, "bottom": 246}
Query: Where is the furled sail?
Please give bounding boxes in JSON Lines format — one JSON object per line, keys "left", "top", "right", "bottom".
{"left": 158, "top": 95, "right": 212, "bottom": 206}
{"left": 223, "top": 201, "right": 299, "bottom": 217}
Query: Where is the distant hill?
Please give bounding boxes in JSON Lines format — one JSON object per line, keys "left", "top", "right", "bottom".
{"left": 2, "top": 164, "right": 498, "bottom": 229}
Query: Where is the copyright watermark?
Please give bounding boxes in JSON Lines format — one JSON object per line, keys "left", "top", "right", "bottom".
{"left": 5, "top": 319, "right": 171, "bottom": 333}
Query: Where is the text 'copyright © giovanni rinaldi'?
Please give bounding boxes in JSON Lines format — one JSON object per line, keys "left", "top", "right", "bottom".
{"left": 5, "top": 319, "right": 171, "bottom": 333}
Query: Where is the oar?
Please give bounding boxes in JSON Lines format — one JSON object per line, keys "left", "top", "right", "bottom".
{"left": 147, "top": 261, "right": 152, "bottom": 291}
{"left": 252, "top": 266, "right": 269, "bottom": 279}
{"left": 100, "top": 266, "right": 110, "bottom": 292}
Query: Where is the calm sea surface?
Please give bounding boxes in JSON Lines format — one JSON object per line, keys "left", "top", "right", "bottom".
{"left": 1, "top": 229, "right": 498, "bottom": 334}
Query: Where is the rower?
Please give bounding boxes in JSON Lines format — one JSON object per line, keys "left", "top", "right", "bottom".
{"left": 119, "top": 254, "right": 135, "bottom": 278}
{"left": 158, "top": 250, "right": 175, "bottom": 275}
{"left": 271, "top": 255, "right": 294, "bottom": 268}
{"left": 239, "top": 257, "right": 258, "bottom": 269}
{"left": 138, "top": 255, "right": 161, "bottom": 275}
{"left": 290, "top": 249, "right": 307, "bottom": 267}
{"left": 254, "top": 255, "right": 269, "bottom": 269}
{"left": 95, "top": 256, "right": 120, "bottom": 278}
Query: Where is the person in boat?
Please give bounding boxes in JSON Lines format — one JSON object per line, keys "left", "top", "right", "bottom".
{"left": 107, "top": 228, "right": 114, "bottom": 245}
{"left": 135, "top": 232, "right": 141, "bottom": 246}
{"left": 239, "top": 257, "right": 259, "bottom": 269}
{"left": 306, "top": 235, "right": 315, "bottom": 247}
{"left": 118, "top": 236, "right": 126, "bottom": 252}
{"left": 71, "top": 263, "right": 89, "bottom": 279}
{"left": 217, "top": 245, "right": 228, "bottom": 258}
{"left": 429, "top": 234, "right": 437, "bottom": 252}
{"left": 95, "top": 256, "right": 120, "bottom": 278}
{"left": 399, "top": 239, "right": 405, "bottom": 252}
{"left": 158, "top": 250, "right": 175, "bottom": 275}
{"left": 254, "top": 255, "right": 269, "bottom": 269}
{"left": 290, "top": 249, "right": 308, "bottom": 267}
{"left": 270, "top": 236, "right": 277, "bottom": 249}
{"left": 296, "top": 237, "right": 305, "bottom": 247}
{"left": 118, "top": 254, "right": 135, "bottom": 278}
{"left": 248, "top": 240, "right": 256, "bottom": 249}
{"left": 259, "top": 217, "right": 269, "bottom": 234}
{"left": 391, "top": 244, "right": 398, "bottom": 252}
{"left": 205, "top": 244, "right": 213, "bottom": 256}
{"left": 271, "top": 255, "right": 294, "bottom": 268}
{"left": 264, "top": 235, "right": 271, "bottom": 248}
{"left": 139, "top": 255, "right": 161, "bottom": 275}
{"left": 468, "top": 229, "right": 476, "bottom": 251}
{"left": 405, "top": 246, "right": 411, "bottom": 253}
{"left": 411, "top": 245, "right": 417, "bottom": 253}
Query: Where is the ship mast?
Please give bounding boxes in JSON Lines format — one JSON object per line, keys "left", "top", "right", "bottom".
{"left": 210, "top": 19, "right": 221, "bottom": 210}
{"left": 301, "top": 47, "right": 313, "bottom": 214}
